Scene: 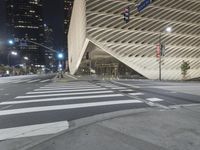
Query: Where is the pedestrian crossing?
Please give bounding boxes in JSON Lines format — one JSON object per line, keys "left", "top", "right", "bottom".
{"left": 0, "top": 81, "right": 149, "bottom": 140}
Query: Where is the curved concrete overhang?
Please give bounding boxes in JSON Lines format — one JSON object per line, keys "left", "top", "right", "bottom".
{"left": 68, "top": 0, "right": 200, "bottom": 80}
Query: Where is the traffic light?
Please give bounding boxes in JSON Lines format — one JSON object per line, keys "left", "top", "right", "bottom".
{"left": 156, "top": 44, "right": 165, "bottom": 58}
{"left": 124, "top": 7, "right": 130, "bottom": 23}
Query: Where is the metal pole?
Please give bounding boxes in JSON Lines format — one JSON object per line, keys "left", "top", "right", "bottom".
{"left": 159, "top": 32, "right": 162, "bottom": 81}
{"left": 7, "top": 53, "right": 10, "bottom": 66}
{"left": 159, "top": 55, "right": 161, "bottom": 81}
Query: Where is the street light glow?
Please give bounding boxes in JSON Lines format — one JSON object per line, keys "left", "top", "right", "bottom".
{"left": 8, "top": 40, "right": 14, "bottom": 45}
{"left": 24, "top": 56, "right": 29, "bottom": 60}
{"left": 58, "top": 53, "right": 64, "bottom": 59}
{"left": 11, "top": 51, "right": 18, "bottom": 56}
{"left": 166, "top": 27, "right": 172, "bottom": 33}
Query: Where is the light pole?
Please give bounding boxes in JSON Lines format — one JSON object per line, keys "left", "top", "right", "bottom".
{"left": 57, "top": 52, "right": 64, "bottom": 78}
{"left": 24, "top": 56, "right": 29, "bottom": 74}
{"left": 158, "top": 27, "right": 172, "bottom": 81}
{"left": 7, "top": 51, "right": 18, "bottom": 66}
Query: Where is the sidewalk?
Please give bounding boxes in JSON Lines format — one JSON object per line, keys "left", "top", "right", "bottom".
{"left": 26, "top": 105, "right": 200, "bottom": 150}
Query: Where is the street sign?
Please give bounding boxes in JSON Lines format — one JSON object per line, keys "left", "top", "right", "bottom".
{"left": 156, "top": 44, "right": 161, "bottom": 59}
{"left": 19, "top": 39, "right": 28, "bottom": 47}
{"left": 137, "top": 0, "right": 152, "bottom": 12}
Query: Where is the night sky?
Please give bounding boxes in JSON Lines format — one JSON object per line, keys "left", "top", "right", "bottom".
{"left": 0, "top": 0, "right": 65, "bottom": 50}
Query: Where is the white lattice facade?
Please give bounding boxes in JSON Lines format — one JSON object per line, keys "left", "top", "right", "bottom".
{"left": 68, "top": 0, "right": 200, "bottom": 80}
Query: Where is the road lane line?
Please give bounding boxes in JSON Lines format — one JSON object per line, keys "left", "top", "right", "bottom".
{"left": 40, "top": 79, "right": 51, "bottom": 83}
{"left": 111, "top": 87, "right": 126, "bottom": 90}
{"left": 27, "top": 88, "right": 108, "bottom": 94}
{"left": 66, "top": 74, "right": 78, "bottom": 80}
{"left": 27, "top": 79, "right": 40, "bottom": 83}
{"left": 120, "top": 89, "right": 133, "bottom": 92}
{"left": 40, "top": 85, "right": 99, "bottom": 89}
{"left": 111, "top": 80, "right": 140, "bottom": 88}
{"left": 15, "top": 91, "right": 114, "bottom": 99}
{"left": 34, "top": 86, "right": 101, "bottom": 91}
{"left": 146, "top": 98, "right": 164, "bottom": 102}
{"left": 44, "top": 82, "right": 91, "bottom": 86}
{"left": 129, "top": 93, "right": 144, "bottom": 96}
{"left": 0, "top": 94, "right": 124, "bottom": 105}
{"left": 0, "top": 100, "right": 143, "bottom": 116}
{"left": 0, "top": 121, "right": 69, "bottom": 140}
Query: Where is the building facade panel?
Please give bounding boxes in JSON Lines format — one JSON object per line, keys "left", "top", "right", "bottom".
{"left": 68, "top": 0, "right": 200, "bottom": 80}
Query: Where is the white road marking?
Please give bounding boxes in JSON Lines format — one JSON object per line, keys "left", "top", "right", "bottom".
{"left": 11, "top": 79, "right": 31, "bottom": 83}
{"left": 34, "top": 86, "right": 101, "bottom": 91}
{"left": 0, "top": 100, "right": 143, "bottom": 116}
{"left": 44, "top": 82, "right": 90, "bottom": 86}
{"left": 15, "top": 91, "right": 114, "bottom": 99}
{"left": 120, "top": 89, "right": 133, "bottom": 92}
{"left": 111, "top": 87, "right": 126, "bottom": 90}
{"left": 129, "top": 93, "right": 144, "bottom": 96}
{"left": 40, "top": 79, "right": 51, "bottom": 83}
{"left": 0, "top": 94, "right": 124, "bottom": 105}
{"left": 41, "top": 85, "right": 99, "bottom": 89}
{"left": 111, "top": 81, "right": 140, "bottom": 88}
{"left": 27, "top": 79, "right": 40, "bottom": 83}
{"left": 0, "top": 121, "right": 69, "bottom": 140}
{"left": 66, "top": 74, "right": 78, "bottom": 80}
{"left": 146, "top": 98, "right": 164, "bottom": 102}
{"left": 27, "top": 88, "right": 108, "bottom": 94}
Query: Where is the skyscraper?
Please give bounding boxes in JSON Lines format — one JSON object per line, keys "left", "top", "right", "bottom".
{"left": 6, "top": 0, "right": 45, "bottom": 65}
{"left": 64, "top": 0, "right": 73, "bottom": 49}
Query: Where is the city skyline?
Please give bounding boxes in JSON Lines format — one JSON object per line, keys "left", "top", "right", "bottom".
{"left": 0, "top": 0, "right": 73, "bottom": 65}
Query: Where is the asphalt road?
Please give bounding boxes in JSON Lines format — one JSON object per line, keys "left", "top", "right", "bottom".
{"left": 0, "top": 77, "right": 200, "bottom": 141}
{"left": 0, "top": 74, "right": 56, "bottom": 104}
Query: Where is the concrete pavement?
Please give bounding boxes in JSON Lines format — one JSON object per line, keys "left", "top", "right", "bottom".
{"left": 0, "top": 75, "right": 200, "bottom": 150}
{"left": 27, "top": 105, "right": 200, "bottom": 150}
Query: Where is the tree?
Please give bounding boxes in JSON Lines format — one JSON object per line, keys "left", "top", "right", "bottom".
{"left": 181, "top": 61, "right": 190, "bottom": 80}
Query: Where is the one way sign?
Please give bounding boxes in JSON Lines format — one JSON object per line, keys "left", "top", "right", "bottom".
{"left": 137, "top": 0, "right": 153, "bottom": 12}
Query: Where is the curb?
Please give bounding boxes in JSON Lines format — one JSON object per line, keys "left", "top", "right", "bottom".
{"left": 20, "top": 108, "right": 154, "bottom": 150}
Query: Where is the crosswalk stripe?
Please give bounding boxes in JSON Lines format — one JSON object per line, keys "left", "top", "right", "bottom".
{"left": 111, "top": 87, "right": 126, "bottom": 90}
{"left": 27, "top": 88, "right": 108, "bottom": 95}
{"left": 40, "top": 85, "right": 99, "bottom": 89}
{"left": 0, "top": 121, "right": 69, "bottom": 140}
{"left": 40, "top": 79, "right": 51, "bottom": 83}
{"left": 44, "top": 83, "right": 91, "bottom": 87}
{"left": 15, "top": 91, "right": 114, "bottom": 99}
{"left": 0, "top": 94, "right": 124, "bottom": 105}
{"left": 0, "top": 100, "right": 143, "bottom": 116}
{"left": 34, "top": 86, "right": 101, "bottom": 91}
{"left": 27, "top": 79, "right": 40, "bottom": 83}
{"left": 120, "top": 89, "right": 133, "bottom": 92}
{"left": 129, "top": 93, "right": 144, "bottom": 96}
{"left": 146, "top": 98, "right": 164, "bottom": 102}
{"left": 39, "top": 85, "right": 100, "bottom": 89}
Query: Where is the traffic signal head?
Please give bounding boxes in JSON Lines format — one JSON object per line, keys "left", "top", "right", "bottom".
{"left": 124, "top": 7, "right": 130, "bottom": 23}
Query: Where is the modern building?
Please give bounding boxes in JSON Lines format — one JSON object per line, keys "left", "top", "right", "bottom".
{"left": 68, "top": 0, "right": 200, "bottom": 80}
{"left": 64, "top": 0, "right": 73, "bottom": 52}
{"left": 6, "top": 0, "right": 45, "bottom": 66}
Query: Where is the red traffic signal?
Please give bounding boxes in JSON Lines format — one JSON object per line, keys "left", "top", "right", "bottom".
{"left": 124, "top": 7, "right": 130, "bottom": 23}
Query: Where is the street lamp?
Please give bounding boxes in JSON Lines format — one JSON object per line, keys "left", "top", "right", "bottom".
{"left": 24, "top": 56, "right": 29, "bottom": 60}
{"left": 7, "top": 51, "right": 18, "bottom": 68}
{"left": 158, "top": 26, "right": 172, "bottom": 81}
{"left": 166, "top": 27, "right": 172, "bottom": 33}
{"left": 8, "top": 40, "right": 14, "bottom": 45}
{"left": 57, "top": 53, "right": 64, "bottom": 60}
{"left": 11, "top": 51, "right": 18, "bottom": 56}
